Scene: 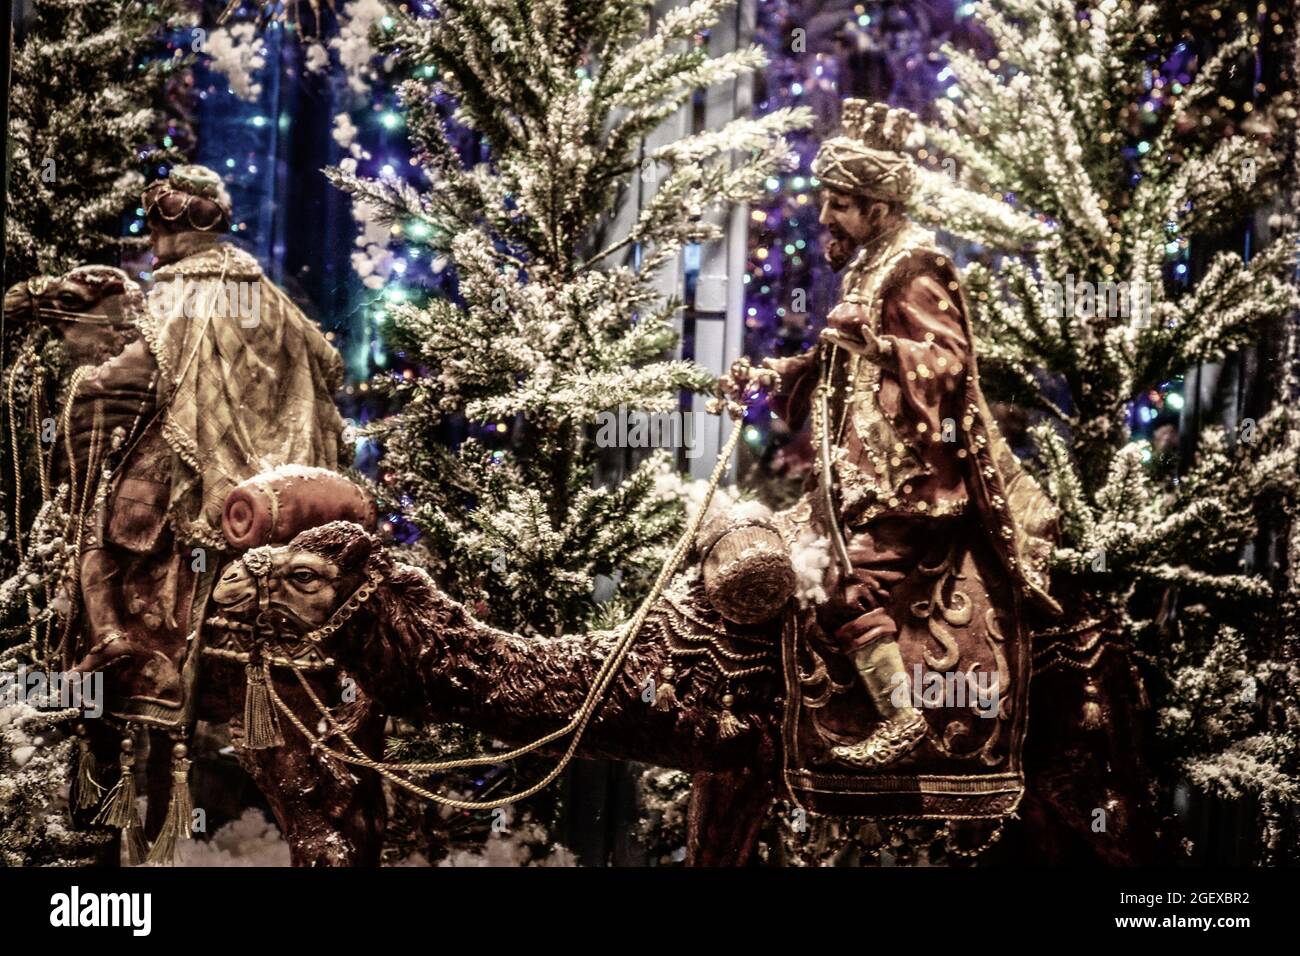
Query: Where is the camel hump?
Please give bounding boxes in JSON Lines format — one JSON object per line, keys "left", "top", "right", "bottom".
{"left": 222, "top": 466, "right": 377, "bottom": 549}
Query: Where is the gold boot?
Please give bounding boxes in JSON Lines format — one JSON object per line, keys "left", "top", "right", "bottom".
{"left": 829, "top": 638, "right": 928, "bottom": 768}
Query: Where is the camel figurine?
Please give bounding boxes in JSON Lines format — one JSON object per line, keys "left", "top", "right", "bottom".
{"left": 199, "top": 514, "right": 1159, "bottom": 866}
{"left": 3, "top": 267, "right": 145, "bottom": 375}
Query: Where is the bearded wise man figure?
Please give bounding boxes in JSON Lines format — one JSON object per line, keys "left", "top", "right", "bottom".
{"left": 726, "top": 101, "right": 1059, "bottom": 777}
{"left": 61, "top": 165, "right": 347, "bottom": 859}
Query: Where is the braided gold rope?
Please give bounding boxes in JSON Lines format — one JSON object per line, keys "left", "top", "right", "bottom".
{"left": 263, "top": 418, "right": 746, "bottom": 809}
{"left": 59, "top": 366, "right": 94, "bottom": 526}
{"left": 33, "top": 376, "right": 51, "bottom": 505}
{"left": 6, "top": 354, "right": 33, "bottom": 562}
{"left": 6, "top": 353, "right": 43, "bottom": 655}
{"left": 34, "top": 306, "right": 135, "bottom": 325}
{"left": 56, "top": 397, "right": 105, "bottom": 667}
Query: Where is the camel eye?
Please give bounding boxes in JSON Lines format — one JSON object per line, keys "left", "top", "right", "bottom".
{"left": 290, "top": 568, "right": 320, "bottom": 585}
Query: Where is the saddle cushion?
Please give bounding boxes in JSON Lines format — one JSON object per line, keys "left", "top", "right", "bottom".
{"left": 780, "top": 519, "right": 1031, "bottom": 819}
{"left": 222, "top": 465, "right": 376, "bottom": 549}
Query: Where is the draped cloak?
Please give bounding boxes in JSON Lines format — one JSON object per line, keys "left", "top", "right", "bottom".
{"left": 770, "top": 225, "right": 1062, "bottom": 817}
{"left": 66, "top": 243, "right": 345, "bottom": 723}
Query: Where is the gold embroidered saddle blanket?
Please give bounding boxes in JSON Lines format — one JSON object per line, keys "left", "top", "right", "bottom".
{"left": 780, "top": 525, "right": 1030, "bottom": 819}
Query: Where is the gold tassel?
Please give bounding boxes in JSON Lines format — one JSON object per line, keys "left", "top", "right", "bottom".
{"left": 124, "top": 825, "right": 148, "bottom": 867}
{"left": 243, "top": 663, "right": 284, "bottom": 749}
{"left": 1080, "top": 681, "right": 1104, "bottom": 731}
{"left": 1080, "top": 700, "right": 1104, "bottom": 731}
{"left": 718, "top": 698, "right": 747, "bottom": 739}
{"left": 94, "top": 734, "right": 146, "bottom": 866}
{"left": 1130, "top": 661, "right": 1150, "bottom": 710}
{"left": 72, "top": 730, "right": 103, "bottom": 811}
{"left": 146, "top": 742, "right": 194, "bottom": 866}
{"left": 653, "top": 666, "right": 678, "bottom": 711}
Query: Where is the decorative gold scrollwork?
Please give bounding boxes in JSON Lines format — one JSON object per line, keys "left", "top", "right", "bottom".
{"left": 911, "top": 544, "right": 968, "bottom": 671}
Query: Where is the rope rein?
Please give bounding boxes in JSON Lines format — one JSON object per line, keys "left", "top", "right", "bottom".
{"left": 259, "top": 418, "right": 745, "bottom": 809}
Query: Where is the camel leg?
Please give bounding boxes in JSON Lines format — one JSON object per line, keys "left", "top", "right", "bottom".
{"left": 238, "top": 743, "right": 385, "bottom": 866}
{"left": 1024, "top": 655, "right": 1162, "bottom": 865}
{"left": 232, "top": 680, "right": 388, "bottom": 867}
{"left": 685, "top": 769, "right": 774, "bottom": 867}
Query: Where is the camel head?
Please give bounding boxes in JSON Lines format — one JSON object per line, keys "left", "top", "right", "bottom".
{"left": 207, "top": 516, "right": 780, "bottom": 775}
{"left": 211, "top": 520, "right": 441, "bottom": 714}
{"left": 212, "top": 521, "right": 380, "bottom": 636}
{"left": 3, "top": 266, "right": 144, "bottom": 367}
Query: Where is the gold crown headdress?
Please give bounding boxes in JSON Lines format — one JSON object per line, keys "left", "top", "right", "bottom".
{"left": 812, "top": 99, "right": 918, "bottom": 203}
{"left": 142, "top": 164, "right": 233, "bottom": 233}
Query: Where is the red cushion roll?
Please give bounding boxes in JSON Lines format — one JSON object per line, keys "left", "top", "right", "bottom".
{"left": 221, "top": 466, "right": 377, "bottom": 549}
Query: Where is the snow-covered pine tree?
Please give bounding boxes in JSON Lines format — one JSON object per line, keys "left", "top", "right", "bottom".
{"left": 2, "top": 0, "right": 189, "bottom": 594}
{"left": 328, "top": 0, "right": 808, "bottom": 635}
{"left": 0, "top": 699, "right": 112, "bottom": 867}
{"left": 4, "top": 0, "right": 189, "bottom": 285}
{"left": 919, "top": 0, "right": 1300, "bottom": 857}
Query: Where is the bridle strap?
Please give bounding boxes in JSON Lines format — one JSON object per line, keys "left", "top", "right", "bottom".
{"left": 299, "top": 564, "right": 385, "bottom": 645}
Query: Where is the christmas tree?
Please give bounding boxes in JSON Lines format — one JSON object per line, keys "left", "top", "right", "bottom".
{"left": 328, "top": 0, "right": 809, "bottom": 635}
{"left": 920, "top": 0, "right": 1300, "bottom": 858}
{"left": 2, "top": 0, "right": 189, "bottom": 584}
{"left": 3, "top": 0, "right": 189, "bottom": 285}
{"left": 0, "top": 698, "right": 111, "bottom": 867}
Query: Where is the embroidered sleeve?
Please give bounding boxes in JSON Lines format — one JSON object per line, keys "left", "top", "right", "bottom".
{"left": 876, "top": 273, "right": 969, "bottom": 438}
{"left": 765, "top": 348, "right": 819, "bottom": 431}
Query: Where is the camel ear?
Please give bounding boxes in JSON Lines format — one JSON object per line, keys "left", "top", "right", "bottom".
{"left": 2, "top": 280, "right": 38, "bottom": 326}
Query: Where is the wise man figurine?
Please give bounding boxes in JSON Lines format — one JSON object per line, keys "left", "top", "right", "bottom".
{"left": 71, "top": 163, "right": 347, "bottom": 687}
{"left": 729, "top": 100, "right": 1056, "bottom": 769}
{"left": 62, "top": 165, "right": 347, "bottom": 859}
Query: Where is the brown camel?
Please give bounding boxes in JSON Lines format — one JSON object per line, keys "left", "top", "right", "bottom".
{"left": 203, "top": 520, "right": 1160, "bottom": 866}
{"left": 2, "top": 270, "right": 383, "bottom": 866}
{"left": 3, "top": 267, "right": 144, "bottom": 374}
{"left": 3, "top": 273, "right": 1158, "bottom": 867}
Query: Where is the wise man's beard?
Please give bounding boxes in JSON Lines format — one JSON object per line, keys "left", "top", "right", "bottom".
{"left": 824, "top": 226, "right": 858, "bottom": 271}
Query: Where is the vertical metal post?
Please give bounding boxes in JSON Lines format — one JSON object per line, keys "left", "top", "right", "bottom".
{"left": 689, "top": 0, "right": 755, "bottom": 480}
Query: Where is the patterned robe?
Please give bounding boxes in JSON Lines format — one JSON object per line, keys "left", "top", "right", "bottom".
{"left": 69, "top": 243, "right": 345, "bottom": 724}
{"left": 769, "top": 225, "right": 1059, "bottom": 629}
{"left": 773, "top": 225, "right": 1063, "bottom": 816}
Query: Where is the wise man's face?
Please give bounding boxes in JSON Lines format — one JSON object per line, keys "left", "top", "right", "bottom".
{"left": 818, "top": 188, "right": 890, "bottom": 270}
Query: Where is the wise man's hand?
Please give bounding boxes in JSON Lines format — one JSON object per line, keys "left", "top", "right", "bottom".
{"left": 827, "top": 301, "right": 868, "bottom": 332}
{"left": 759, "top": 353, "right": 804, "bottom": 384}
{"left": 822, "top": 301, "right": 888, "bottom": 361}
{"left": 717, "top": 357, "right": 753, "bottom": 405}
{"left": 70, "top": 631, "right": 139, "bottom": 676}
{"left": 718, "top": 356, "right": 779, "bottom": 404}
